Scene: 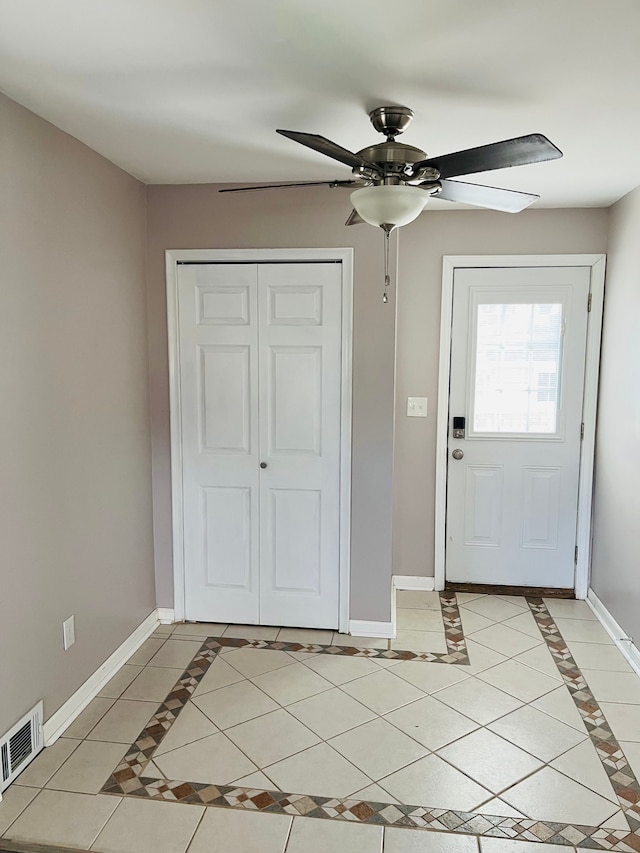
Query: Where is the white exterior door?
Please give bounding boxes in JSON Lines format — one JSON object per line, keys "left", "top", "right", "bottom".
{"left": 177, "top": 261, "right": 343, "bottom": 628}
{"left": 445, "top": 266, "right": 591, "bottom": 588}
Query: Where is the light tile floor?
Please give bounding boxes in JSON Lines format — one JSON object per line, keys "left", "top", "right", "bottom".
{"left": 2, "top": 592, "right": 639, "bottom": 853}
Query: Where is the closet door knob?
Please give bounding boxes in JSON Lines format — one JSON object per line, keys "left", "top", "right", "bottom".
{"left": 260, "top": 462, "right": 268, "bottom": 469}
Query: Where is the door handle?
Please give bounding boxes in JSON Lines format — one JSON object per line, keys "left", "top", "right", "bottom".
{"left": 260, "top": 462, "right": 268, "bottom": 469}
{"left": 452, "top": 449, "right": 464, "bottom": 460}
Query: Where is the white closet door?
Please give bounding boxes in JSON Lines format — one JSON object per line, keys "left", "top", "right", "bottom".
{"left": 258, "top": 263, "right": 342, "bottom": 628}
{"left": 178, "top": 261, "right": 343, "bottom": 629}
{"left": 178, "top": 264, "right": 260, "bottom": 623}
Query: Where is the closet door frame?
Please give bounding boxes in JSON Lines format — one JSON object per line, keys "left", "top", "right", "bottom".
{"left": 166, "top": 248, "right": 354, "bottom": 633}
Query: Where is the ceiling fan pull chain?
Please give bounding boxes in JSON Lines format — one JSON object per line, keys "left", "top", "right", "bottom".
{"left": 383, "top": 227, "right": 391, "bottom": 304}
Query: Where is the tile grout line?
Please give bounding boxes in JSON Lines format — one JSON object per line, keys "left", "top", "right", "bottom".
{"left": 282, "top": 812, "right": 295, "bottom": 852}
{"left": 369, "top": 689, "right": 618, "bottom": 818}
{"left": 167, "top": 651, "right": 455, "bottom": 795}
{"left": 180, "top": 803, "right": 209, "bottom": 853}
{"left": 192, "top": 654, "right": 382, "bottom": 796}
{"left": 0, "top": 789, "right": 47, "bottom": 841}
{"left": 193, "top": 649, "right": 376, "bottom": 788}
{"left": 91, "top": 596, "right": 640, "bottom": 850}
{"left": 171, "top": 649, "right": 608, "bottom": 811}
{"left": 182, "top": 595, "right": 475, "bottom": 777}
{"left": 87, "top": 794, "right": 125, "bottom": 851}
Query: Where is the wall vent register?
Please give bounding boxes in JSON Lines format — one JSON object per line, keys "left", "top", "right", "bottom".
{"left": 0, "top": 701, "right": 43, "bottom": 794}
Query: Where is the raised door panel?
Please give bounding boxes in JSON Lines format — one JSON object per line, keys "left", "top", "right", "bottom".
{"left": 269, "top": 346, "right": 322, "bottom": 456}
{"left": 197, "top": 284, "right": 250, "bottom": 325}
{"left": 268, "top": 489, "right": 322, "bottom": 594}
{"left": 521, "top": 467, "right": 561, "bottom": 549}
{"left": 463, "top": 466, "right": 503, "bottom": 547}
{"left": 199, "top": 346, "right": 251, "bottom": 454}
{"left": 267, "top": 285, "right": 323, "bottom": 325}
{"left": 202, "top": 487, "right": 253, "bottom": 590}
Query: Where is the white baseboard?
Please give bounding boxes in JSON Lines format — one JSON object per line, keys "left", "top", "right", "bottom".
{"left": 43, "top": 609, "right": 161, "bottom": 746}
{"left": 157, "top": 608, "right": 176, "bottom": 624}
{"left": 349, "top": 619, "right": 395, "bottom": 639}
{"left": 587, "top": 588, "right": 640, "bottom": 678}
{"left": 393, "top": 575, "right": 435, "bottom": 592}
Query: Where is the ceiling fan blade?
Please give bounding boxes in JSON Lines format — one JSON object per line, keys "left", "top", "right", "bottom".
{"left": 276, "top": 129, "right": 380, "bottom": 172}
{"left": 413, "top": 134, "right": 562, "bottom": 180}
{"left": 435, "top": 179, "right": 539, "bottom": 212}
{"left": 219, "top": 180, "right": 360, "bottom": 194}
{"left": 345, "top": 208, "right": 365, "bottom": 226}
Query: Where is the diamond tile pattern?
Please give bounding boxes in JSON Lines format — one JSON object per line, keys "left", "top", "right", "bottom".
{"left": 383, "top": 695, "right": 478, "bottom": 750}
{"left": 192, "top": 679, "right": 279, "bottom": 729}
{"left": 153, "top": 732, "right": 257, "bottom": 784}
{"left": 435, "top": 677, "right": 523, "bottom": 724}
{"left": 500, "top": 766, "right": 619, "bottom": 825}
{"left": 550, "top": 740, "right": 622, "bottom": 802}
{"left": 328, "top": 717, "right": 428, "bottom": 780}
{"left": 340, "top": 668, "right": 426, "bottom": 715}
{"left": 250, "top": 662, "right": 333, "bottom": 705}
{"left": 470, "top": 623, "right": 543, "bottom": 656}
{"left": 488, "top": 704, "right": 587, "bottom": 762}
{"left": 463, "top": 596, "right": 527, "bottom": 622}
{"left": 10, "top": 590, "right": 636, "bottom": 853}
{"left": 153, "top": 702, "right": 218, "bottom": 756}
{"left": 378, "top": 753, "right": 492, "bottom": 811}
{"left": 225, "top": 709, "right": 320, "bottom": 767}
{"left": 476, "top": 659, "right": 559, "bottom": 702}
{"left": 437, "top": 729, "right": 543, "bottom": 792}
{"left": 287, "top": 687, "right": 376, "bottom": 739}
{"left": 265, "top": 742, "right": 370, "bottom": 798}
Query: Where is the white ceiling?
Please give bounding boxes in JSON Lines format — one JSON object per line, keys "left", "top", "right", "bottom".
{"left": 1, "top": 0, "right": 639, "bottom": 207}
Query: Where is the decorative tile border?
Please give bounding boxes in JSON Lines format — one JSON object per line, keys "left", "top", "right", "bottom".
{"left": 528, "top": 598, "right": 640, "bottom": 848}
{"left": 189, "top": 591, "right": 468, "bottom": 665}
{"left": 99, "top": 595, "right": 640, "bottom": 852}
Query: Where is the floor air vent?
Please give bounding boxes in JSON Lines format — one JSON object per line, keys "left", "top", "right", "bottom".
{"left": 0, "top": 702, "right": 43, "bottom": 794}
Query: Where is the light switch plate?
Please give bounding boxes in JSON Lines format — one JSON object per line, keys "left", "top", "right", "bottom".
{"left": 63, "top": 615, "right": 75, "bottom": 650}
{"left": 407, "top": 396, "right": 428, "bottom": 417}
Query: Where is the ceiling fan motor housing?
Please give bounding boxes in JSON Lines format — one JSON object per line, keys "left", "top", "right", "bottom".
{"left": 369, "top": 106, "right": 415, "bottom": 139}
{"left": 354, "top": 141, "right": 440, "bottom": 185}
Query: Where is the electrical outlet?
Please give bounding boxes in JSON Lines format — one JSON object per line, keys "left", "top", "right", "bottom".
{"left": 407, "top": 396, "right": 428, "bottom": 417}
{"left": 63, "top": 616, "right": 75, "bottom": 651}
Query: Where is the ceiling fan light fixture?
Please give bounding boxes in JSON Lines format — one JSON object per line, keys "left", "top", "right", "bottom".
{"left": 350, "top": 185, "right": 428, "bottom": 230}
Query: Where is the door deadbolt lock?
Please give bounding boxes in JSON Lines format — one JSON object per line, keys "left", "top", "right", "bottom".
{"left": 452, "top": 416, "right": 466, "bottom": 439}
{"left": 452, "top": 449, "right": 464, "bottom": 460}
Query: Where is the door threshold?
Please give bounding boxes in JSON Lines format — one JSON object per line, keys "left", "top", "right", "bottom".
{"left": 445, "top": 582, "right": 574, "bottom": 599}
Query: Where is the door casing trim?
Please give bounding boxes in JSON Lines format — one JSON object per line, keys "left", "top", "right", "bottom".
{"left": 435, "top": 254, "right": 606, "bottom": 599}
{"left": 166, "top": 248, "right": 354, "bottom": 633}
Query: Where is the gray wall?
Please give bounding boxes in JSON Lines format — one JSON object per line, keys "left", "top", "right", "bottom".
{"left": 590, "top": 186, "right": 640, "bottom": 642}
{"left": 146, "top": 184, "right": 607, "bottom": 622}
{"left": 393, "top": 209, "right": 609, "bottom": 577}
{"left": 0, "top": 94, "right": 156, "bottom": 734}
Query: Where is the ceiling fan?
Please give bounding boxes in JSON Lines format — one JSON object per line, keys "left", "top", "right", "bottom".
{"left": 220, "top": 106, "right": 563, "bottom": 230}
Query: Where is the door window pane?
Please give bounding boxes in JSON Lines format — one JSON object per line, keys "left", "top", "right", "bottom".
{"left": 473, "top": 303, "right": 563, "bottom": 433}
